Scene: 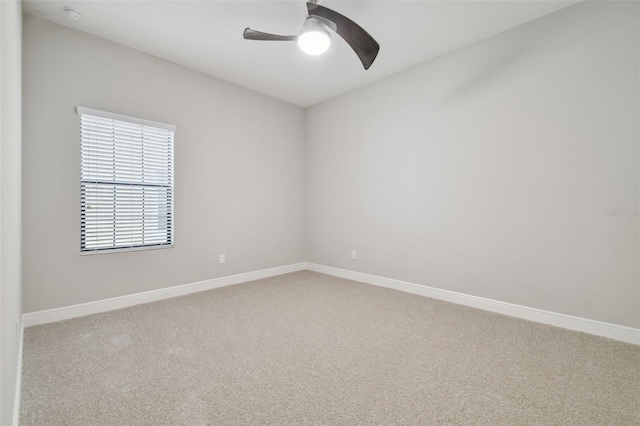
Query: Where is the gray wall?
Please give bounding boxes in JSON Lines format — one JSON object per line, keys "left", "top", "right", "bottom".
{"left": 22, "top": 2, "right": 640, "bottom": 330}
{"left": 23, "top": 15, "right": 306, "bottom": 313}
{"left": 306, "top": 1, "right": 640, "bottom": 328}
{"left": 1, "top": 1, "right": 23, "bottom": 424}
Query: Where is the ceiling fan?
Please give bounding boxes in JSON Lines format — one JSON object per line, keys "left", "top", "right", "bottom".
{"left": 243, "top": 1, "right": 380, "bottom": 70}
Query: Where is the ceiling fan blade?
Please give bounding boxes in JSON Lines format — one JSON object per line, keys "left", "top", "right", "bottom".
{"left": 307, "top": 2, "right": 379, "bottom": 70}
{"left": 243, "top": 28, "right": 297, "bottom": 41}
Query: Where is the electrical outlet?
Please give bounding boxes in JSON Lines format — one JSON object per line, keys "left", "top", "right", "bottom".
{"left": 219, "top": 254, "right": 226, "bottom": 264}
{"left": 351, "top": 251, "right": 357, "bottom": 260}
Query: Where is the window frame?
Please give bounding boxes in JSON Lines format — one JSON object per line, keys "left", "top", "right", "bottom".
{"left": 77, "top": 106, "right": 175, "bottom": 255}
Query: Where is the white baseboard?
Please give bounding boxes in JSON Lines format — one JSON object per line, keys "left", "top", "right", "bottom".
{"left": 21, "top": 261, "right": 640, "bottom": 345}
{"left": 13, "top": 318, "right": 24, "bottom": 426}
{"left": 307, "top": 263, "right": 640, "bottom": 345}
{"left": 22, "top": 263, "right": 307, "bottom": 327}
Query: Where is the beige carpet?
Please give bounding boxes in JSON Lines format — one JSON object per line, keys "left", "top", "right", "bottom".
{"left": 20, "top": 271, "right": 640, "bottom": 425}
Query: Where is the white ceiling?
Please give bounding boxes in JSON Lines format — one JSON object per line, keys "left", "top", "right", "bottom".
{"left": 23, "top": 0, "right": 579, "bottom": 107}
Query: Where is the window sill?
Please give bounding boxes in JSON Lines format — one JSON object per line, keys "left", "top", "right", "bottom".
{"left": 80, "top": 244, "right": 174, "bottom": 256}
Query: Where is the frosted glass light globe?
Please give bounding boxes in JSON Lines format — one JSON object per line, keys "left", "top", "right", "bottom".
{"left": 298, "top": 19, "right": 331, "bottom": 55}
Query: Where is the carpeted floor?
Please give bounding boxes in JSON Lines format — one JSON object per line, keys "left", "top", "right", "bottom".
{"left": 20, "top": 271, "right": 640, "bottom": 425}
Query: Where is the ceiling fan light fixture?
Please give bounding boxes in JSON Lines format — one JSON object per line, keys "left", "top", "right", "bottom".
{"left": 243, "top": 2, "right": 379, "bottom": 69}
{"left": 297, "top": 18, "right": 331, "bottom": 56}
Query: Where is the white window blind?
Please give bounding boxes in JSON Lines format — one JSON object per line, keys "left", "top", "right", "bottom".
{"left": 78, "top": 107, "right": 175, "bottom": 254}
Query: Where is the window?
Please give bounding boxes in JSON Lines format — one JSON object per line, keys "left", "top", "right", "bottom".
{"left": 77, "top": 107, "right": 175, "bottom": 254}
